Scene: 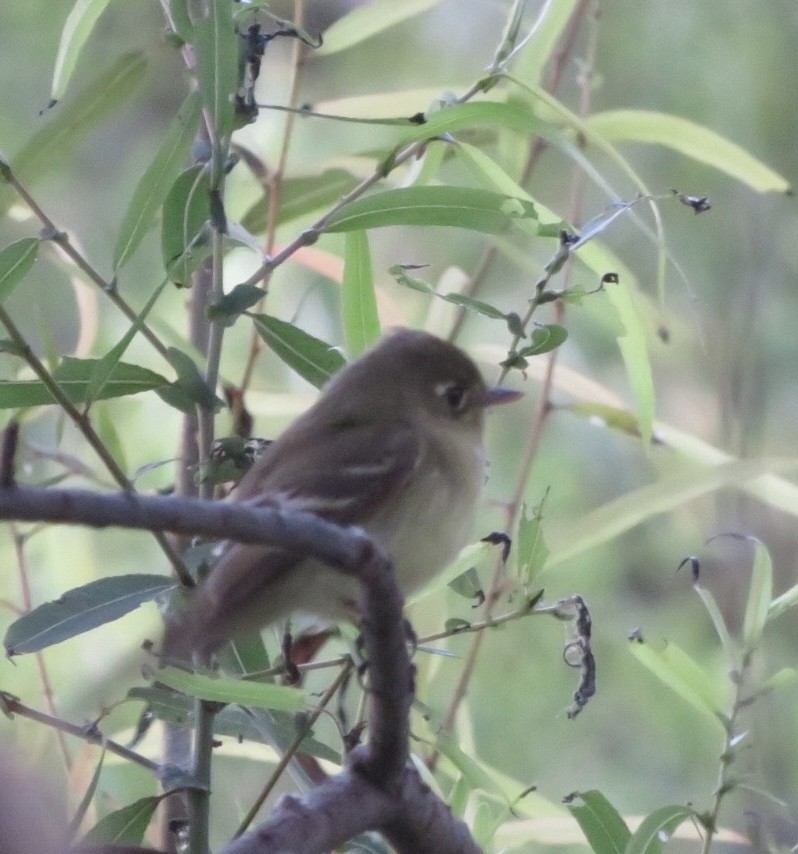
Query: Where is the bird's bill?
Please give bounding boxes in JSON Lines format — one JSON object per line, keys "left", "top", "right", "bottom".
{"left": 475, "top": 386, "right": 523, "bottom": 408}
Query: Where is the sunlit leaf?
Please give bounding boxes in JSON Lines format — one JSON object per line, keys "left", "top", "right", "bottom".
{"left": 113, "top": 91, "right": 203, "bottom": 269}
{"left": 252, "top": 314, "right": 346, "bottom": 388}
{"left": 324, "top": 186, "right": 537, "bottom": 234}
{"left": 628, "top": 635, "right": 727, "bottom": 723}
{"left": 566, "top": 790, "right": 630, "bottom": 854}
{"left": 3, "top": 575, "right": 174, "bottom": 656}
{"left": 193, "top": 0, "right": 237, "bottom": 140}
{"left": 545, "top": 458, "right": 798, "bottom": 571}
{"left": 315, "top": 0, "right": 444, "bottom": 56}
{"left": 517, "top": 490, "right": 550, "bottom": 586}
{"left": 692, "top": 583, "right": 737, "bottom": 661}
{"left": 153, "top": 665, "right": 305, "bottom": 712}
{"left": 587, "top": 110, "right": 791, "bottom": 194}
{"left": 342, "top": 231, "right": 380, "bottom": 356}
{"left": 49, "top": 0, "right": 115, "bottom": 105}
{"left": 742, "top": 537, "right": 773, "bottom": 650}
{"left": 0, "top": 238, "right": 39, "bottom": 302}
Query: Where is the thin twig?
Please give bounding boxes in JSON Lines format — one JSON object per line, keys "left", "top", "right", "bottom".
{"left": 0, "top": 161, "right": 170, "bottom": 361}
{"left": 0, "top": 694, "right": 162, "bottom": 775}
{"left": 438, "top": 0, "right": 598, "bottom": 746}
{"left": 0, "top": 307, "right": 192, "bottom": 586}
{"left": 235, "top": 658, "right": 353, "bottom": 837}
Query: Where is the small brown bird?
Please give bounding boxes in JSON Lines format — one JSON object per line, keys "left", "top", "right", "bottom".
{"left": 175, "top": 329, "right": 521, "bottom": 659}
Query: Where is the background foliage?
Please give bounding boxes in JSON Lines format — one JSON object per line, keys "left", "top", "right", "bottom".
{"left": 0, "top": 1, "right": 796, "bottom": 851}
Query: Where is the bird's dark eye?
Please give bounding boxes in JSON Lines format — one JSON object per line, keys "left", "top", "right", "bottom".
{"left": 439, "top": 383, "right": 468, "bottom": 413}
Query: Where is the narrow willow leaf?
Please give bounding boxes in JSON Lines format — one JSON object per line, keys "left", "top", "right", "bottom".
{"left": 3, "top": 575, "right": 174, "bottom": 656}
{"left": 50, "top": 0, "right": 115, "bottom": 105}
{"left": 242, "top": 168, "right": 358, "bottom": 233}
{"left": 511, "top": 0, "right": 579, "bottom": 84}
{"left": 324, "top": 186, "right": 537, "bottom": 234}
{"left": 693, "top": 584, "right": 737, "bottom": 662}
{"left": 545, "top": 458, "right": 798, "bottom": 571}
{"left": 628, "top": 635, "right": 727, "bottom": 723}
{"left": 252, "top": 314, "right": 346, "bottom": 388}
{"left": 587, "top": 110, "right": 791, "bottom": 194}
{"left": 515, "top": 324, "right": 567, "bottom": 358}
{"left": 517, "top": 490, "right": 550, "bottom": 586}
{"left": 153, "top": 665, "right": 305, "bottom": 712}
{"left": 768, "top": 582, "right": 798, "bottom": 622}
{"left": 84, "top": 274, "right": 172, "bottom": 406}
{"left": 0, "top": 238, "right": 39, "bottom": 302}
{"left": 742, "top": 537, "right": 773, "bottom": 650}
{"left": 342, "top": 231, "right": 380, "bottom": 356}
{"left": 0, "top": 358, "right": 169, "bottom": 409}
{"left": 1, "top": 52, "right": 146, "bottom": 215}
{"left": 436, "top": 733, "right": 510, "bottom": 804}
{"left": 566, "top": 790, "right": 630, "bottom": 854}
{"left": 80, "top": 796, "right": 162, "bottom": 846}
{"left": 193, "top": 0, "right": 237, "bottom": 140}
{"left": 408, "top": 540, "right": 494, "bottom": 605}
{"left": 754, "top": 667, "right": 798, "bottom": 699}
{"left": 113, "top": 91, "right": 203, "bottom": 269}
{"left": 161, "top": 165, "right": 211, "bottom": 285}
{"left": 67, "top": 746, "right": 106, "bottom": 840}
{"left": 564, "top": 402, "right": 642, "bottom": 438}
{"left": 603, "top": 278, "right": 654, "bottom": 444}
{"left": 315, "top": 0, "right": 444, "bottom": 56}
{"left": 625, "top": 805, "right": 695, "bottom": 854}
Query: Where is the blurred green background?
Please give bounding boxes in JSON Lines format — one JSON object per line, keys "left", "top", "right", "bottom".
{"left": 0, "top": 1, "right": 796, "bottom": 850}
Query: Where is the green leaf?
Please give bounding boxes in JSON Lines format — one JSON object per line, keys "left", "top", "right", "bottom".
{"left": 342, "top": 231, "right": 380, "bottom": 356}
{"left": 0, "top": 238, "right": 39, "bottom": 302}
{"left": 0, "top": 357, "right": 169, "bottom": 409}
{"left": 113, "top": 91, "right": 204, "bottom": 269}
{"left": 389, "top": 264, "right": 514, "bottom": 325}
{"left": 315, "top": 0, "right": 444, "bottom": 56}
{"left": 603, "top": 277, "right": 654, "bottom": 444}
{"left": 161, "top": 165, "right": 212, "bottom": 285}
{"left": 161, "top": 346, "right": 221, "bottom": 412}
{"left": 742, "top": 537, "right": 773, "bottom": 650}
{"left": 84, "top": 275, "right": 173, "bottom": 406}
{"left": 754, "top": 667, "right": 798, "bottom": 699}
{"left": 768, "top": 581, "right": 798, "bottom": 622}
{"left": 436, "top": 733, "right": 510, "bottom": 804}
{"left": 1, "top": 52, "right": 146, "bottom": 215}
{"left": 242, "top": 168, "right": 359, "bottom": 234}
{"left": 153, "top": 665, "right": 305, "bottom": 712}
{"left": 207, "top": 283, "right": 264, "bottom": 325}
{"left": 67, "top": 746, "right": 106, "bottom": 840}
{"left": 252, "top": 314, "right": 346, "bottom": 388}
{"left": 168, "top": 0, "right": 193, "bottom": 42}
{"left": 517, "top": 490, "right": 550, "bottom": 586}
{"left": 692, "top": 583, "right": 737, "bottom": 662}
{"left": 324, "top": 186, "right": 537, "bottom": 234}
{"left": 511, "top": 0, "right": 579, "bottom": 84}
{"left": 3, "top": 574, "right": 174, "bottom": 656}
{"left": 80, "top": 796, "right": 162, "bottom": 846}
{"left": 545, "top": 458, "right": 798, "bottom": 571}
{"left": 567, "top": 790, "right": 631, "bottom": 854}
{"left": 515, "top": 324, "right": 567, "bottom": 358}
{"left": 625, "top": 805, "right": 695, "bottom": 854}
{"left": 628, "top": 635, "right": 727, "bottom": 724}
{"left": 193, "top": 0, "right": 237, "bottom": 141}
{"left": 587, "top": 110, "right": 791, "bottom": 194}
{"left": 49, "top": 0, "right": 115, "bottom": 105}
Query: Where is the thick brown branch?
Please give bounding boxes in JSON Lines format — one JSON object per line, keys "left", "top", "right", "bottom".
{"left": 0, "top": 482, "right": 479, "bottom": 852}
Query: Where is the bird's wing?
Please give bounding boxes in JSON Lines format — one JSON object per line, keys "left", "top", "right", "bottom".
{"left": 234, "top": 418, "right": 422, "bottom": 526}
{"left": 186, "top": 421, "right": 422, "bottom": 654}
